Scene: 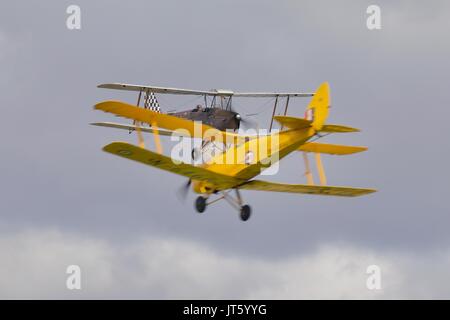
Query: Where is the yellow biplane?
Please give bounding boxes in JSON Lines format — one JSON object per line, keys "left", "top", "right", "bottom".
{"left": 93, "top": 82, "right": 376, "bottom": 221}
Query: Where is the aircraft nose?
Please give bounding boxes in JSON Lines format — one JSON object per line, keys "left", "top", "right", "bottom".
{"left": 193, "top": 180, "right": 215, "bottom": 194}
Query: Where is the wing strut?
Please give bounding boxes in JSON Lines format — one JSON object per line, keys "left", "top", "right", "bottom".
{"left": 128, "top": 89, "right": 163, "bottom": 153}
{"left": 315, "top": 153, "right": 327, "bottom": 186}
{"left": 151, "top": 120, "right": 163, "bottom": 154}
{"left": 302, "top": 152, "right": 315, "bottom": 185}
{"left": 280, "top": 96, "right": 290, "bottom": 131}
{"left": 134, "top": 89, "right": 145, "bottom": 148}
{"left": 269, "top": 96, "right": 279, "bottom": 131}
{"left": 130, "top": 89, "right": 143, "bottom": 134}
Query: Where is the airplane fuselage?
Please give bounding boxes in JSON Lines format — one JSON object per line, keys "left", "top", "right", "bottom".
{"left": 192, "top": 126, "right": 316, "bottom": 194}
{"left": 170, "top": 106, "right": 240, "bottom": 132}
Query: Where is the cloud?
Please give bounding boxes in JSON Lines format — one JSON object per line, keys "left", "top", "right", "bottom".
{"left": 0, "top": 227, "right": 448, "bottom": 299}
{"left": 0, "top": 229, "right": 115, "bottom": 299}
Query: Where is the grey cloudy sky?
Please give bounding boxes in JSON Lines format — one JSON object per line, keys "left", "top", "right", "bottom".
{"left": 1, "top": 0, "right": 450, "bottom": 298}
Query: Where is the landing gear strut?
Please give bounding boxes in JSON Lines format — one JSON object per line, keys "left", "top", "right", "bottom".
{"left": 194, "top": 189, "right": 252, "bottom": 221}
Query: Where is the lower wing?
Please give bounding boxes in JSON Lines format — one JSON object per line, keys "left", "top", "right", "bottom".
{"left": 239, "top": 180, "right": 376, "bottom": 197}
{"left": 102, "top": 142, "right": 242, "bottom": 190}
{"left": 91, "top": 122, "right": 175, "bottom": 136}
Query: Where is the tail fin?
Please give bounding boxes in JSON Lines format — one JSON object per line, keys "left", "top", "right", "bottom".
{"left": 305, "top": 82, "right": 330, "bottom": 131}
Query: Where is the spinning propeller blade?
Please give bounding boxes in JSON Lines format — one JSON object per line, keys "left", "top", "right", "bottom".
{"left": 176, "top": 179, "right": 192, "bottom": 202}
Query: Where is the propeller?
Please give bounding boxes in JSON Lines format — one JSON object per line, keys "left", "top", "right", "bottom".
{"left": 231, "top": 109, "right": 258, "bottom": 130}
{"left": 176, "top": 179, "right": 192, "bottom": 202}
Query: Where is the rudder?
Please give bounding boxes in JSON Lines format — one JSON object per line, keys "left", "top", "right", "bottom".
{"left": 305, "top": 82, "right": 330, "bottom": 131}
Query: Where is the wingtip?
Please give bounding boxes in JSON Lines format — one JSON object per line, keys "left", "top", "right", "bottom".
{"left": 101, "top": 141, "right": 131, "bottom": 152}
{"left": 93, "top": 101, "right": 105, "bottom": 110}
{"left": 93, "top": 100, "right": 118, "bottom": 110}
{"left": 97, "top": 83, "right": 118, "bottom": 89}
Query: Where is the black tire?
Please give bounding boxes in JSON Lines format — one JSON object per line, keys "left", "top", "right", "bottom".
{"left": 240, "top": 205, "right": 251, "bottom": 221}
{"left": 195, "top": 196, "right": 207, "bottom": 213}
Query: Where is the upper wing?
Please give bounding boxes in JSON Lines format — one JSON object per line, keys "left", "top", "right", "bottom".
{"left": 98, "top": 83, "right": 314, "bottom": 98}
{"left": 102, "top": 142, "right": 242, "bottom": 189}
{"left": 233, "top": 92, "right": 313, "bottom": 98}
{"left": 298, "top": 142, "right": 367, "bottom": 155}
{"left": 94, "top": 100, "right": 246, "bottom": 143}
{"left": 239, "top": 180, "right": 376, "bottom": 197}
{"left": 98, "top": 83, "right": 219, "bottom": 96}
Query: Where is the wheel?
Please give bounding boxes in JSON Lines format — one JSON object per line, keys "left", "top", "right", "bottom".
{"left": 239, "top": 205, "right": 251, "bottom": 221}
{"left": 195, "top": 196, "right": 207, "bottom": 213}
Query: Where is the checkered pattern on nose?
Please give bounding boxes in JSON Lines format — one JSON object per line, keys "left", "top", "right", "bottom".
{"left": 144, "top": 91, "right": 161, "bottom": 113}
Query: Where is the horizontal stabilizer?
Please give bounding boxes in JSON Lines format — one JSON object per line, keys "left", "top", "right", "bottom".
{"left": 320, "top": 124, "right": 360, "bottom": 133}
{"left": 273, "top": 116, "right": 312, "bottom": 130}
{"left": 298, "top": 142, "right": 367, "bottom": 155}
{"left": 102, "top": 142, "right": 241, "bottom": 190}
{"left": 239, "top": 180, "right": 376, "bottom": 197}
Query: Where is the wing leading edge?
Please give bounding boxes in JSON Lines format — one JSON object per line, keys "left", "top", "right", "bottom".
{"left": 102, "top": 142, "right": 242, "bottom": 190}
{"left": 98, "top": 83, "right": 314, "bottom": 98}
{"left": 298, "top": 142, "right": 367, "bottom": 155}
{"left": 239, "top": 180, "right": 376, "bottom": 197}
